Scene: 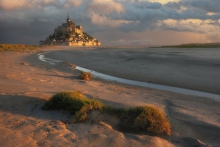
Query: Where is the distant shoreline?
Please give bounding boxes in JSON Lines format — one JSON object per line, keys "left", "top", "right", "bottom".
{"left": 1, "top": 42, "right": 220, "bottom": 50}
{"left": 154, "top": 42, "right": 220, "bottom": 48}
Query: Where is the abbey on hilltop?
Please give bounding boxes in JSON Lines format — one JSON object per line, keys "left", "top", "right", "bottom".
{"left": 39, "top": 14, "right": 101, "bottom": 46}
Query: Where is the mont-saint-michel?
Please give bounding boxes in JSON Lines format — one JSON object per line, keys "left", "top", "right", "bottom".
{"left": 39, "top": 14, "right": 101, "bottom": 46}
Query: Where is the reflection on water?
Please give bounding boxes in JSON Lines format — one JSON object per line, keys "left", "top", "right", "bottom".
{"left": 38, "top": 53, "right": 62, "bottom": 64}
{"left": 38, "top": 53, "right": 220, "bottom": 100}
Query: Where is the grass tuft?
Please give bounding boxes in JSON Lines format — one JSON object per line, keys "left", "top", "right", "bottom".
{"left": 104, "top": 106, "right": 171, "bottom": 135}
{"left": 80, "top": 72, "right": 92, "bottom": 80}
{"left": 43, "top": 91, "right": 171, "bottom": 135}
{"left": 134, "top": 106, "right": 171, "bottom": 135}
{"left": 42, "top": 91, "right": 103, "bottom": 122}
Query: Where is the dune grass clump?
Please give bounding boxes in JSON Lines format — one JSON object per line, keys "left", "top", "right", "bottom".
{"left": 43, "top": 91, "right": 171, "bottom": 135}
{"left": 80, "top": 72, "right": 92, "bottom": 80}
{"left": 0, "top": 44, "right": 39, "bottom": 52}
{"left": 104, "top": 106, "right": 171, "bottom": 135}
{"left": 134, "top": 106, "right": 171, "bottom": 135}
{"left": 42, "top": 91, "right": 103, "bottom": 122}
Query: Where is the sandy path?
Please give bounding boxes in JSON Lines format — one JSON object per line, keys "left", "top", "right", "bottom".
{"left": 0, "top": 48, "right": 219, "bottom": 147}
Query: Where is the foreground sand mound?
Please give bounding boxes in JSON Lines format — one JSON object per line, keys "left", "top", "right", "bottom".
{"left": 43, "top": 91, "right": 171, "bottom": 135}
{"left": 0, "top": 94, "right": 175, "bottom": 147}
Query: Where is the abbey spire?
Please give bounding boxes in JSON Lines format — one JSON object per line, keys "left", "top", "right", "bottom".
{"left": 67, "top": 12, "right": 70, "bottom": 22}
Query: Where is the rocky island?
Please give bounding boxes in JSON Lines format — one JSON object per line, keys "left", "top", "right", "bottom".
{"left": 39, "top": 14, "right": 101, "bottom": 46}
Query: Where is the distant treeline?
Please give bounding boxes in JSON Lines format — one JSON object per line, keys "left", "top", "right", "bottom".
{"left": 0, "top": 44, "right": 40, "bottom": 52}
{"left": 159, "top": 43, "right": 220, "bottom": 48}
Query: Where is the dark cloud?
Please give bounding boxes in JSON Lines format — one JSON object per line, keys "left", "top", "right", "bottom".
{"left": 165, "top": 0, "right": 220, "bottom": 13}
{"left": 133, "top": 1, "right": 162, "bottom": 9}
{"left": 188, "top": 0, "right": 220, "bottom": 13}
{"left": 164, "top": 1, "right": 181, "bottom": 10}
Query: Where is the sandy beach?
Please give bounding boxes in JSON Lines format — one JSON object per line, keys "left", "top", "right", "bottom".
{"left": 0, "top": 47, "right": 220, "bottom": 147}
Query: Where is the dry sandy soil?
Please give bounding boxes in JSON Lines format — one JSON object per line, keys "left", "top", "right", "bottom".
{"left": 0, "top": 47, "right": 220, "bottom": 147}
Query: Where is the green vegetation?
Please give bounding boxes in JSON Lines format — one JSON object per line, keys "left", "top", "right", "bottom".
{"left": 49, "top": 32, "right": 71, "bottom": 40}
{"left": 43, "top": 91, "right": 171, "bottom": 135}
{"left": 160, "top": 43, "right": 220, "bottom": 48}
{"left": 0, "top": 44, "right": 39, "bottom": 52}
{"left": 42, "top": 91, "right": 103, "bottom": 122}
{"left": 83, "top": 32, "right": 93, "bottom": 40}
{"left": 80, "top": 72, "right": 92, "bottom": 80}
{"left": 104, "top": 106, "right": 171, "bottom": 135}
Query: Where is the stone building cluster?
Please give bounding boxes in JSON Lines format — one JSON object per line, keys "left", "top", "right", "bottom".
{"left": 39, "top": 14, "right": 101, "bottom": 46}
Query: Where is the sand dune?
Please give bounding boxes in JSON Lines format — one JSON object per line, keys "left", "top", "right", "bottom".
{"left": 0, "top": 47, "right": 219, "bottom": 147}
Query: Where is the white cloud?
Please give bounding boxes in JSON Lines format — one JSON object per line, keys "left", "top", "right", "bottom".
{"left": 0, "top": 0, "right": 27, "bottom": 10}
{"left": 148, "top": 0, "right": 180, "bottom": 4}
{"left": 90, "top": 13, "right": 132, "bottom": 27}
{"left": 87, "top": 0, "right": 125, "bottom": 14}
{"left": 158, "top": 19, "right": 220, "bottom": 34}
{"left": 42, "top": 0, "right": 54, "bottom": 5}
{"left": 64, "top": 0, "right": 83, "bottom": 8}
{"left": 0, "top": 0, "right": 64, "bottom": 10}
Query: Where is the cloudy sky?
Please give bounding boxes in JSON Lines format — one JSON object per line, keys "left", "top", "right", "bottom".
{"left": 0, "top": 0, "right": 220, "bottom": 46}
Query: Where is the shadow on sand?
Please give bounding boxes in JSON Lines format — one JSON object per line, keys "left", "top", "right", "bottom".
{"left": 0, "top": 94, "right": 71, "bottom": 122}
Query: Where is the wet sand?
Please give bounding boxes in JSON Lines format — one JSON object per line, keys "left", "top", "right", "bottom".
{"left": 0, "top": 47, "right": 220, "bottom": 147}
{"left": 46, "top": 47, "right": 220, "bottom": 95}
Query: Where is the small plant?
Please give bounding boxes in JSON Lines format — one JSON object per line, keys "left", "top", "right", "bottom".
{"left": 80, "top": 72, "right": 92, "bottom": 80}
{"left": 21, "top": 62, "right": 29, "bottom": 66}
{"left": 134, "top": 106, "right": 171, "bottom": 135}
{"left": 43, "top": 91, "right": 171, "bottom": 135}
